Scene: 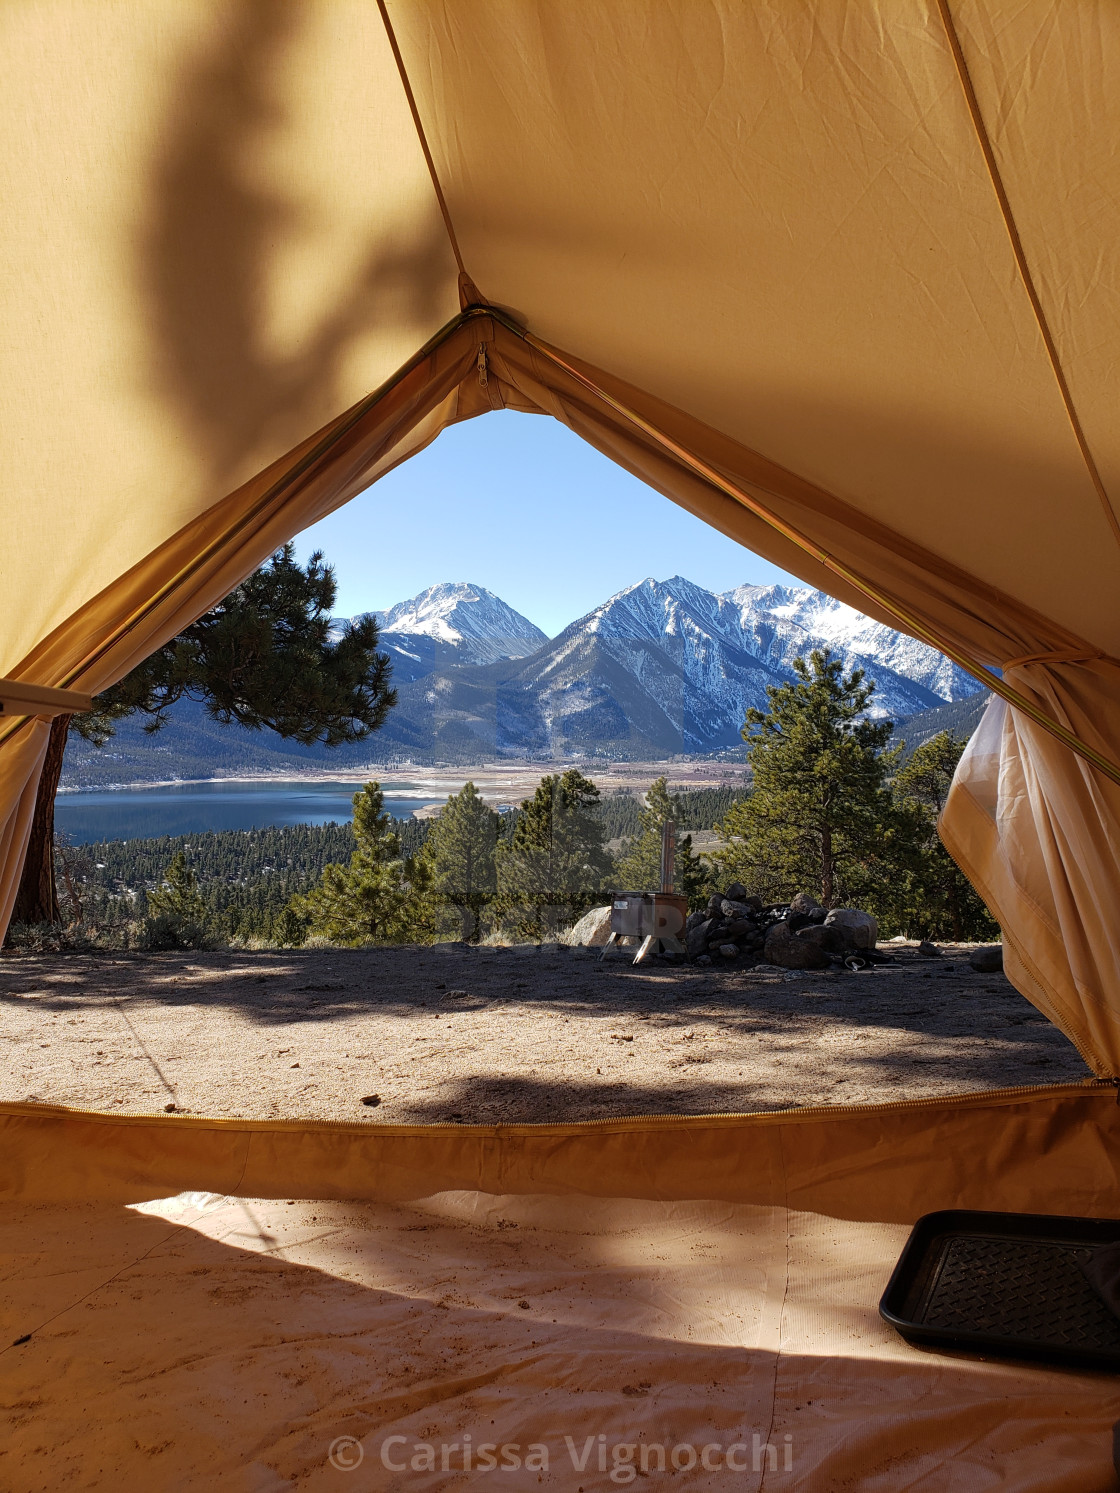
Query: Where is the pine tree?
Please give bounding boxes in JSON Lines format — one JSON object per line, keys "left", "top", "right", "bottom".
{"left": 146, "top": 850, "right": 206, "bottom": 924}
{"left": 614, "top": 776, "right": 711, "bottom": 907}
{"left": 273, "top": 905, "right": 309, "bottom": 948}
{"left": 290, "top": 783, "right": 420, "bottom": 945}
{"left": 139, "top": 849, "right": 210, "bottom": 948}
{"left": 420, "top": 782, "right": 500, "bottom": 942}
{"left": 716, "top": 650, "right": 900, "bottom": 906}
{"left": 887, "top": 731, "right": 999, "bottom": 941}
{"left": 13, "top": 544, "right": 396, "bottom": 927}
{"left": 496, "top": 768, "right": 613, "bottom": 939}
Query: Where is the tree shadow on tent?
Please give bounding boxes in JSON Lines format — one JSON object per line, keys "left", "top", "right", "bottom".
{"left": 137, "top": 0, "right": 456, "bottom": 499}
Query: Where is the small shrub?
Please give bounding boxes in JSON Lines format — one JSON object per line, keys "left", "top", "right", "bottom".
{"left": 273, "top": 905, "right": 309, "bottom": 948}
{"left": 134, "top": 912, "right": 212, "bottom": 952}
{"left": 4, "top": 921, "right": 94, "bottom": 954}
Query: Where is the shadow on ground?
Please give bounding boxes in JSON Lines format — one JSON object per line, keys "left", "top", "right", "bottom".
{"left": 0, "top": 943, "right": 1090, "bottom": 1119}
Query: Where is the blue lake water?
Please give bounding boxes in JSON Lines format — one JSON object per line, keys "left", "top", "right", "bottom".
{"left": 55, "top": 781, "right": 433, "bottom": 843}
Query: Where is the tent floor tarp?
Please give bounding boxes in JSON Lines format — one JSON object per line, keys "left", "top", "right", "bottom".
{"left": 2, "top": 1087, "right": 1118, "bottom": 1489}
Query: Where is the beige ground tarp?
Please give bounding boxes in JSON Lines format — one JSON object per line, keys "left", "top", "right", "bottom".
{"left": 4, "top": 1085, "right": 1120, "bottom": 1489}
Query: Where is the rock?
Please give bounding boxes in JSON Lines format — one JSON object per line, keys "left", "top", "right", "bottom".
{"left": 687, "top": 920, "right": 715, "bottom": 957}
{"left": 806, "top": 906, "right": 827, "bottom": 924}
{"left": 968, "top": 945, "right": 1004, "bottom": 973}
{"left": 721, "top": 898, "right": 758, "bottom": 920}
{"left": 722, "top": 918, "right": 759, "bottom": 941}
{"left": 695, "top": 954, "right": 712, "bottom": 966}
{"left": 361, "top": 1094, "right": 380, "bottom": 1107}
{"left": 787, "top": 912, "right": 814, "bottom": 934}
{"left": 718, "top": 943, "right": 739, "bottom": 959}
{"left": 823, "top": 908, "right": 879, "bottom": 949}
{"left": 763, "top": 921, "right": 830, "bottom": 970}
{"left": 917, "top": 940, "right": 941, "bottom": 957}
{"left": 707, "top": 894, "right": 725, "bottom": 913}
{"left": 685, "top": 909, "right": 708, "bottom": 932}
{"left": 790, "top": 891, "right": 822, "bottom": 915}
{"left": 724, "top": 882, "right": 748, "bottom": 902}
{"left": 562, "top": 905, "right": 613, "bottom": 947}
{"left": 794, "top": 923, "right": 847, "bottom": 955}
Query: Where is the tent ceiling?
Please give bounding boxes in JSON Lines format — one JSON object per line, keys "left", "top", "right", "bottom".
{"left": 389, "top": 0, "right": 1120, "bottom": 653}
{"left": 4, "top": 1, "right": 1119, "bottom": 675}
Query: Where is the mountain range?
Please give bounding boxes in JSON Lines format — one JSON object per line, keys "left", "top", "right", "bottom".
{"left": 62, "top": 578, "right": 986, "bottom": 785}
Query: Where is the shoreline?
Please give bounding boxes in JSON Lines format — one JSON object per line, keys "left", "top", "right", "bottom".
{"left": 57, "top": 759, "right": 750, "bottom": 797}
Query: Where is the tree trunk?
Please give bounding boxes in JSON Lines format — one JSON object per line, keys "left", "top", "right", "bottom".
{"left": 10, "top": 713, "right": 71, "bottom": 926}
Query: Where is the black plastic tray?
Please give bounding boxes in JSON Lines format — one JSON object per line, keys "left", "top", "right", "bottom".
{"left": 879, "top": 1209, "right": 1120, "bottom": 1370}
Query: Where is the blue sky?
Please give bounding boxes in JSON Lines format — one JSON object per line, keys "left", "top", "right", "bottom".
{"left": 292, "top": 410, "right": 801, "bottom": 637}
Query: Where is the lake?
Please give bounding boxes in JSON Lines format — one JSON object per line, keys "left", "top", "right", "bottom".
{"left": 55, "top": 781, "right": 435, "bottom": 843}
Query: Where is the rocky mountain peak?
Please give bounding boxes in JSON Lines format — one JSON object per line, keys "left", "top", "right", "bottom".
{"left": 375, "top": 582, "right": 546, "bottom": 655}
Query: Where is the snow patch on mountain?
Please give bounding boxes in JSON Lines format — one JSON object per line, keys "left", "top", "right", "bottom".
{"left": 374, "top": 582, "right": 546, "bottom": 663}
{"left": 722, "top": 583, "right": 980, "bottom": 703}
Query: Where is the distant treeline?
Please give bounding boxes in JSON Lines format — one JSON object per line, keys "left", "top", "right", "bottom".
{"left": 74, "top": 818, "right": 429, "bottom": 943}
{"left": 67, "top": 783, "right": 748, "bottom": 943}
{"left": 593, "top": 784, "right": 747, "bottom": 841}
{"left": 889, "top": 691, "right": 989, "bottom": 762}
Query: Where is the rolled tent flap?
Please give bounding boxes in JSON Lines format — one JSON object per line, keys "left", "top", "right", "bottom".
{"left": 0, "top": 723, "right": 52, "bottom": 935}
{"left": 942, "top": 684, "right": 1120, "bottom": 1077}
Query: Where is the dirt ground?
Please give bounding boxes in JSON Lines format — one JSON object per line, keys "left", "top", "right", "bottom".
{"left": 0, "top": 941, "right": 1094, "bottom": 1123}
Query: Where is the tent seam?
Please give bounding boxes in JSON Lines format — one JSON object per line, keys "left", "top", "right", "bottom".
{"left": 376, "top": 0, "right": 468, "bottom": 282}
{"left": 936, "top": 0, "right": 1120, "bottom": 554}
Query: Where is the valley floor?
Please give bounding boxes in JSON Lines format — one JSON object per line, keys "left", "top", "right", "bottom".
{"left": 0, "top": 942, "right": 1091, "bottom": 1121}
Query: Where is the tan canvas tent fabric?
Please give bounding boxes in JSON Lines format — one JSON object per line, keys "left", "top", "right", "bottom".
{"left": 5, "top": 1087, "right": 1120, "bottom": 1488}
{"left": 3, "top": 3, "right": 1120, "bottom": 1485}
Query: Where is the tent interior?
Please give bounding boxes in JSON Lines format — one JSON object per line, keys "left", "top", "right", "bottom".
{"left": 3, "top": 2, "right": 1120, "bottom": 1486}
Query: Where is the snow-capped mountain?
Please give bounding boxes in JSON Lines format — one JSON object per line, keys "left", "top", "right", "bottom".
{"left": 330, "top": 583, "right": 548, "bottom": 685}
{"left": 375, "top": 583, "right": 546, "bottom": 665}
{"left": 372, "top": 576, "right": 986, "bottom": 759}
{"left": 722, "top": 583, "right": 977, "bottom": 702}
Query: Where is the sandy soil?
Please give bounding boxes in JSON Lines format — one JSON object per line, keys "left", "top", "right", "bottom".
{"left": 0, "top": 942, "right": 1093, "bottom": 1123}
